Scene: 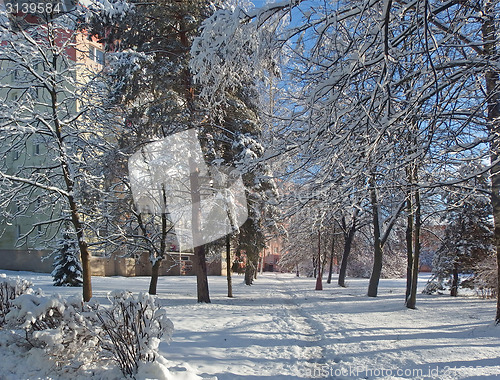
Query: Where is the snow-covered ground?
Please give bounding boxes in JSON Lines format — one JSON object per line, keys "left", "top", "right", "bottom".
{"left": 1, "top": 270, "right": 499, "bottom": 379}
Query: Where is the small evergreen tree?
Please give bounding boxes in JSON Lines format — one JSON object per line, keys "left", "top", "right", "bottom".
{"left": 432, "top": 172, "right": 494, "bottom": 296}
{"left": 52, "top": 233, "right": 83, "bottom": 287}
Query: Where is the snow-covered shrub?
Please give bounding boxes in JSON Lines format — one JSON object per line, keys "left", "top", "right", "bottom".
{"left": 0, "top": 274, "right": 32, "bottom": 326}
{"left": 473, "top": 253, "right": 498, "bottom": 299}
{"left": 5, "top": 293, "right": 102, "bottom": 368}
{"left": 96, "top": 291, "right": 174, "bottom": 378}
{"left": 2, "top": 287, "right": 174, "bottom": 378}
{"left": 422, "top": 276, "right": 445, "bottom": 295}
{"left": 6, "top": 292, "right": 65, "bottom": 331}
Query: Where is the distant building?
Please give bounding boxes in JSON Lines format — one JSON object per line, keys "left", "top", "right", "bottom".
{"left": 259, "top": 236, "right": 284, "bottom": 272}
{"left": 419, "top": 225, "right": 446, "bottom": 272}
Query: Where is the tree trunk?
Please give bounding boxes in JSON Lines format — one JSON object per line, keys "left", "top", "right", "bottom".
{"left": 315, "top": 230, "right": 323, "bottom": 290}
{"left": 76, "top": 226, "right": 92, "bottom": 302}
{"left": 149, "top": 260, "right": 161, "bottom": 295}
{"left": 326, "top": 256, "right": 334, "bottom": 284}
{"left": 149, "top": 186, "right": 168, "bottom": 295}
{"left": 481, "top": 0, "right": 500, "bottom": 325}
{"left": 451, "top": 263, "right": 459, "bottom": 297}
{"left": 406, "top": 185, "right": 421, "bottom": 309}
{"left": 148, "top": 258, "right": 161, "bottom": 296}
{"left": 368, "top": 173, "right": 383, "bottom": 297}
{"left": 226, "top": 235, "right": 233, "bottom": 297}
{"left": 327, "top": 231, "right": 335, "bottom": 284}
{"left": 194, "top": 244, "right": 210, "bottom": 302}
{"left": 338, "top": 221, "right": 356, "bottom": 287}
{"left": 62, "top": 161, "right": 92, "bottom": 301}
{"left": 405, "top": 195, "right": 413, "bottom": 301}
{"left": 66, "top": 195, "right": 92, "bottom": 302}
{"left": 315, "top": 269, "right": 323, "bottom": 290}
{"left": 244, "top": 262, "right": 255, "bottom": 285}
{"left": 189, "top": 154, "right": 210, "bottom": 303}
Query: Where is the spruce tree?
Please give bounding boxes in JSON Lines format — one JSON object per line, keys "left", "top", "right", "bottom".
{"left": 88, "top": 0, "right": 215, "bottom": 300}
{"left": 52, "top": 233, "right": 83, "bottom": 287}
{"left": 89, "top": 0, "right": 277, "bottom": 297}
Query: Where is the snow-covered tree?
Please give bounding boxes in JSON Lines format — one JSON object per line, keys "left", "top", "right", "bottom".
{"left": 51, "top": 232, "right": 83, "bottom": 287}
{"left": 0, "top": 6, "right": 111, "bottom": 301}
{"left": 87, "top": 0, "right": 275, "bottom": 299}
{"left": 85, "top": 0, "right": 217, "bottom": 300}
{"left": 228, "top": 129, "right": 280, "bottom": 286}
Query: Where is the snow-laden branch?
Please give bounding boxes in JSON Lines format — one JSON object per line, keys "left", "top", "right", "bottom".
{"left": 0, "top": 171, "right": 70, "bottom": 197}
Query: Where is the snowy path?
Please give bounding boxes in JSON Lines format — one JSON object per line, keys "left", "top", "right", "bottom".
{"left": 276, "top": 275, "right": 500, "bottom": 380}
{"left": 1, "top": 270, "right": 499, "bottom": 379}
{"left": 162, "top": 274, "right": 327, "bottom": 379}
{"left": 160, "top": 273, "right": 500, "bottom": 380}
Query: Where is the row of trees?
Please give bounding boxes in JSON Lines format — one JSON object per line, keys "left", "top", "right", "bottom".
{"left": 190, "top": 0, "right": 500, "bottom": 322}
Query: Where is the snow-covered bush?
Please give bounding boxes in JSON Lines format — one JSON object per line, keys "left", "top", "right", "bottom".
{"left": 473, "top": 253, "right": 498, "bottom": 299}
{"left": 424, "top": 252, "right": 497, "bottom": 298}
{"left": 5, "top": 292, "right": 102, "bottom": 368}
{"left": 97, "top": 291, "right": 174, "bottom": 378}
{"left": 0, "top": 274, "right": 32, "bottom": 326}
{"left": 2, "top": 284, "right": 174, "bottom": 379}
{"left": 422, "top": 276, "right": 445, "bottom": 295}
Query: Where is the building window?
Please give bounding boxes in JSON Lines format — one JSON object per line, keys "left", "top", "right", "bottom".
{"left": 28, "top": 87, "right": 39, "bottom": 99}
{"left": 12, "top": 69, "right": 23, "bottom": 82}
{"left": 89, "top": 46, "right": 105, "bottom": 65}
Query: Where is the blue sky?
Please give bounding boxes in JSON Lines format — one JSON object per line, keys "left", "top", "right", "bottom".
{"left": 251, "top": 0, "right": 271, "bottom": 8}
